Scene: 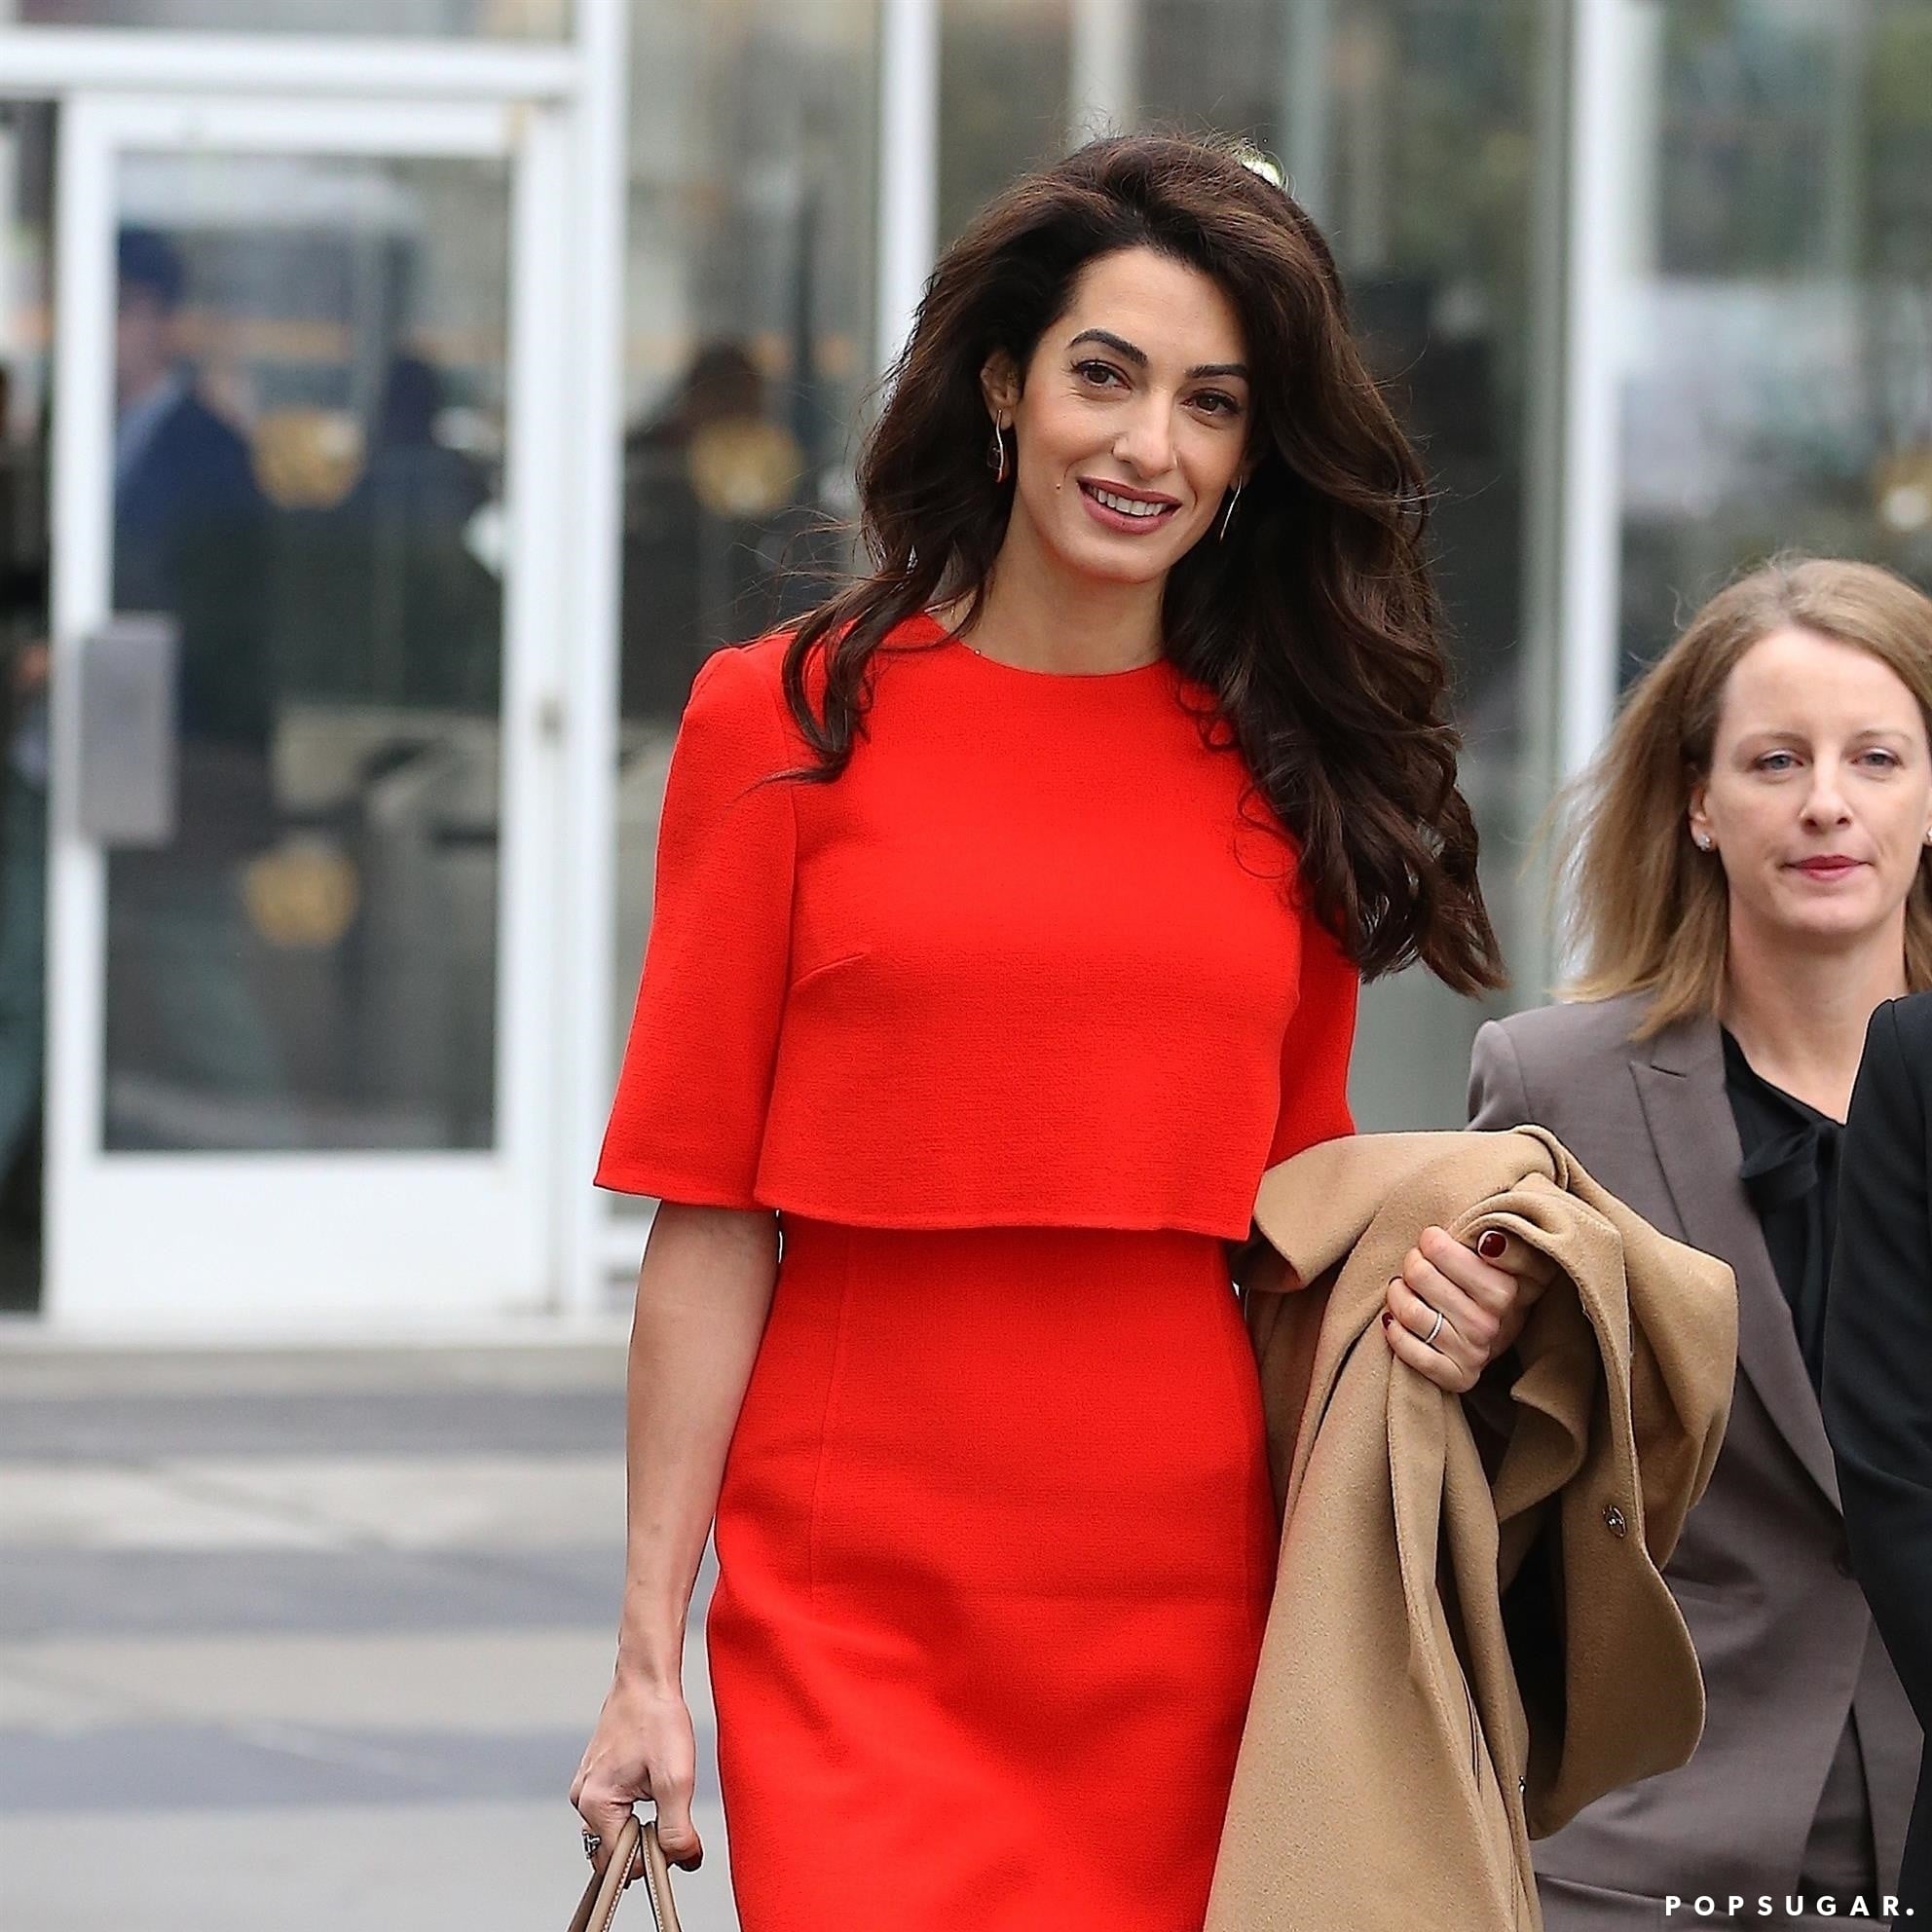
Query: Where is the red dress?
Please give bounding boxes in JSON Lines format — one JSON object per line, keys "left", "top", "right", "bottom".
{"left": 599, "top": 616, "right": 1356, "bottom": 1932}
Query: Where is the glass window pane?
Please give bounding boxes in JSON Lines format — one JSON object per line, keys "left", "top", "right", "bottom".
{"left": 103, "top": 151, "right": 511, "bottom": 1152}
{"left": 940, "top": 0, "right": 1069, "bottom": 244}
{"left": 4, "top": 0, "right": 565, "bottom": 36}
{"left": 1620, "top": 0, "right": 1932, "bottom": 686}
{"left": 612, "top": 0, "right": 877, "bottom": 1202}
{"left": 939, "top": 0, "right": 1550, "bottom": 1128}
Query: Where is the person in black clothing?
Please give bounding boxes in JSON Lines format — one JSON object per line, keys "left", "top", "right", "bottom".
{"left": 617, "top": 340, "right": 812, "bottom": 720}
{"left": 1825, "top": 991, "right": 1932, "bottom": 1925}
{"left": 334, "top": 353, "right": 498, "bottom": 713}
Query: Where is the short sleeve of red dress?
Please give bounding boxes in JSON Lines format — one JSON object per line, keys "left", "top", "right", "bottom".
{"left": 1265, "top": 904, "right": 1359, "bottom": 1170}
{"left": 596, "top": 648, "right": 796, "bottom": 1208}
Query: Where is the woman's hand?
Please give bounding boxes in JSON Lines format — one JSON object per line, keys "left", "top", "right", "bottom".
{"left": 571, "top": 1667, "right": 703, "bottom": 1878}
{"left": 1381, "top": 1224, "right": 1552, "bottom": 1393}
{"left": 572, "top": 1205, "right": 775, "bottom": 1884}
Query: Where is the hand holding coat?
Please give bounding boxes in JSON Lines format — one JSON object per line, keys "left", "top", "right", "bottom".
{"left": 1210, "top": 1128, "right": 1735, "bottom": 1932}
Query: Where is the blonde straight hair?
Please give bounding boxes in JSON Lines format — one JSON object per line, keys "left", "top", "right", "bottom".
{"left": 1558, "top": 555, "right": 1932, "bottom": 1036}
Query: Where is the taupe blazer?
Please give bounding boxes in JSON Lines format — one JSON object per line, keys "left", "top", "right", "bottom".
{"left": 1471, "top": 995, "right": 1920, "bottom": 1924}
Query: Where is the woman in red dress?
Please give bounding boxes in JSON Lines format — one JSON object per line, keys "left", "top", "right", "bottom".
{"left": 574, "top": 135, "right": 1540, "bottom": 1932}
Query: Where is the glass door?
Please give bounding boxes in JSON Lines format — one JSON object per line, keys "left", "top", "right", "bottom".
{"left": 45, "top": 93, "right": 568, "bottom": 1322}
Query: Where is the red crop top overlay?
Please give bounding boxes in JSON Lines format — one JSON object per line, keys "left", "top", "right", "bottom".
{"left": 596, "top": 614, "right": 1357, "bottom": 1240}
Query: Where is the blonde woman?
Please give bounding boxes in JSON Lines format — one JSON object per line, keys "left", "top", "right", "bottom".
{"left": 1470, "top": 558, "right": 1931, "bottom": 1929}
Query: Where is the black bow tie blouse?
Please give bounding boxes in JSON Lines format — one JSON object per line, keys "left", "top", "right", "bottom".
{"left": 1720, "top": 1026, "right": 1843, "bottom": 1397}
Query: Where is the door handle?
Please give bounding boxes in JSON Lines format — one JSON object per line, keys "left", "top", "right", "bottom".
{"left": 75, "top": 613, "right": 179, "bottom": 847}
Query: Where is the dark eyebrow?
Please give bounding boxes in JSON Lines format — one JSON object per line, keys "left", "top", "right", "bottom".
{"left": 1066, "top": 327, "right": 1248, "bottom": 383}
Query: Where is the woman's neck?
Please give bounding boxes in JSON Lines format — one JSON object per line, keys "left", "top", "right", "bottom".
{"left": 1719, "top": 915, "right": 1909, "bottom": 1121}
{"left": 959, "top": 513, "right": 1166, "bottom": 674}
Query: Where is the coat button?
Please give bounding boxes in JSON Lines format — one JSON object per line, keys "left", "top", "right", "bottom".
{"left": 1602, "top": 1503, "right": 1628, "bottom": 1539}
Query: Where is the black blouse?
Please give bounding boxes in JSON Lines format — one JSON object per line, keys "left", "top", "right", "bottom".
{"left": 1720, "top": 1026, "right": 1841, "bottom": 1395}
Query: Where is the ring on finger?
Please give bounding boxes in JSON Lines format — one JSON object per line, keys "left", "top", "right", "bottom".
{"left": 1420, "top": 1303, "right": 1445, "bottom": 1349}
{"left": 582, "top": 1830, "right": 601, "bottom": 1863}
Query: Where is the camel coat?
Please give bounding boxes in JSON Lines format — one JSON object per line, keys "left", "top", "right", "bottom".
{"left": 1207, "top": 1128, "right": 1737, "bottom": 1932}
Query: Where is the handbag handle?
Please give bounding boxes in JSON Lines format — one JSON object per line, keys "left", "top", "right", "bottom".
{"left": 567, "top": 1817, "right": 649, "bottom": 1932}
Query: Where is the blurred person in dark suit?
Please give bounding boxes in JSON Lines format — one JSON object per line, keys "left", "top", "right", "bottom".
{"left": 618, "top": 340, "right": 810, "bottom": 720}
{"left": 333, "top": 353, "right": 498, "bottom": 713}
{"left": 105, "top": 227, "right": 280, "bottom": 1136}
{"left": 1825, "top": 991, "right": 1932, "bottom": 1926}
{"left": 1470, "top": 558, "right": 1929, "bottom": 1929}
{"left": 112, "top": 225, "right": 271, "bottom": 757}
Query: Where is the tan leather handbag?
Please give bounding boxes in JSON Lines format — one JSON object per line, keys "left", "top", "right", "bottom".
{"left": 566, "top": 1817, "right": 682, "bottom": 1932}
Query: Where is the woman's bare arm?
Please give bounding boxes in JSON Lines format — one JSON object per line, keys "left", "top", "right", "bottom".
{"left": 571, "top": 1202, "right": 778, "bottom": 1874}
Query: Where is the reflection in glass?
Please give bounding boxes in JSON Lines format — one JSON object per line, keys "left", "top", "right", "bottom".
{"left": 102, "top": 152, "right": 510, "bottom": 1152}
{"left": 1620, "top": 0, "right": 1932, "bottom": 684}
{"left": 613, "top": 0, "right": 877, "bottom": 1197}
{"left": 6, "top": 0, "right": 566, "bottom": 36}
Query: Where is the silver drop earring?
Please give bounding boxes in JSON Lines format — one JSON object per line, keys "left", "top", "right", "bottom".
{"left": 987, "top": 421, "right": 1011, "bottom": 484}
{"left": 1218, "top": 481, "right": 1244, "bottom": 541}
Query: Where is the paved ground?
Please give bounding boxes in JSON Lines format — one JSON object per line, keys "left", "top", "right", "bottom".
{"left": 0, "top": 1338, "right": 740, "bottom": 1931}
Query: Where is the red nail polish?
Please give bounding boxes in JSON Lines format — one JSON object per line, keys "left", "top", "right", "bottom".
{"left": 1477, "top": 1230, "right": 1506, "bottom": 1261}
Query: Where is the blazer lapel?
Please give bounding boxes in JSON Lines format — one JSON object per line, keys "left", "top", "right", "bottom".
{"left": 1629, "top": 1014, "right": 1841, "bottom": 1513}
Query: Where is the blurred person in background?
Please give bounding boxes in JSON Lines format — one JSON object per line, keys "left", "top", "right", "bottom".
{"left": 105, "top": 225, "right": 279, "bottom": 1126}
{"left": 618, "top": 338, "right": 808, "bottom": 719}
{"left": 1469, "top": 557, "right": 1931, "bottom": 1928}
{"left": 572, "top": 134, "right": 1545, "bottom": 1932}
{"left": 111, "top": 224, "right": 270, "bottom": 726}
{"left": 1825, "top": 994, "right": 1932, "bottom": 1926}
{"left": 333, "top": 352, "right": 499, "bottom": 713}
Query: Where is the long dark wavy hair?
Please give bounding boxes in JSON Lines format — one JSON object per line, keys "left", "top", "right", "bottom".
{"left": 779, "top": 132, "right": 1503, "bottom": 991}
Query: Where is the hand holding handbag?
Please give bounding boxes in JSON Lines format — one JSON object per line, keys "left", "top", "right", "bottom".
{"left": 566, "top": 1816, "right": 683, "bottom": 1932}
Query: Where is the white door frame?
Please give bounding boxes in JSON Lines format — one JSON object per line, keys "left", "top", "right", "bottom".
{"left": 1554, "top": 0, "right": 1638, "bottom": 786}
{"left": 0, "top": 27, "right": 580, "bottom": 102}
{"left": 42, "top": 90, "right": 571, "bottom": 1328}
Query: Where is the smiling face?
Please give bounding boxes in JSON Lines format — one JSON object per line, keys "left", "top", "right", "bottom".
{"left": 980, "top": 245, "right": 1252, "bottom": 588}
{"left": 1690, "top": 625, "right": 1932, "bottom": 959}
